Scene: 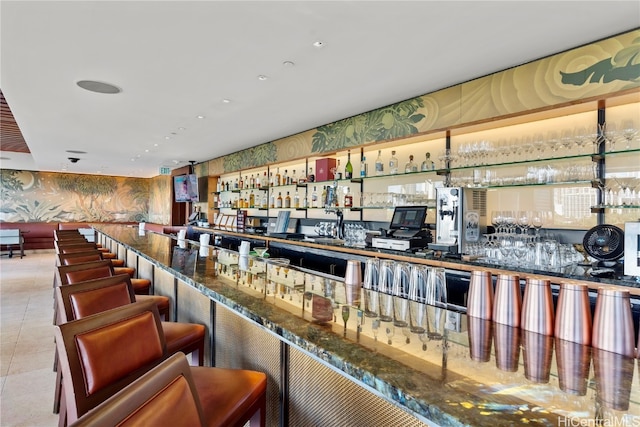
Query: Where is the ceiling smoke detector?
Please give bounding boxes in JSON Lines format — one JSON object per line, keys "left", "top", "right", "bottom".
{"left": 76, "top": 80, "right": 121, "bottom": 94}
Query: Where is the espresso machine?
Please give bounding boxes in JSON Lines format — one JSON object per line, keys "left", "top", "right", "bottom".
{"left": 428, "top": 187, "right": 487, "bottom": 254}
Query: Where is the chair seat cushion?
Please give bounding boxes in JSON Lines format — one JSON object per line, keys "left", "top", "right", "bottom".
{"left": 136, "top": 295, "right": 170, "bottom": 319}
{"left": 113, "top": 267, "right": 135, "bottom": 277}
{"left": 191, "top": 366, "right": 267, "bottom": 427}
{"left": 130, "top": 278, "right": 151, "bottom": 294}
{"left": 161, "top": 322, "right": 205, "bottom": 356}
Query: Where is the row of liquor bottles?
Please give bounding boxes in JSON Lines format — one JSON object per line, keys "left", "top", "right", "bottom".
{"left": 216, "top": 150, "right": 438, "bottom": 192}
{"left": 214, "top": 185, "right": 355, "bottom": 210}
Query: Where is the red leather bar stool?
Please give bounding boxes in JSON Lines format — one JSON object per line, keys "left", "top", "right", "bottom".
{"left": 55, "top": 301, "right": 266, "bottom": 427}
{"left": 56, "top": 261, "right": 168, "bottom": 319}
{"left": 54, "top": 241, "right": 116, "bottom": 260}
{"left": 68, "top": 352, "right": 207, "bottom": 426}
{"left": 57, "top": 251, "right": 140, "bottom": 286}
{"left": 53, "top": 277, "right": 206, "bottom": 419}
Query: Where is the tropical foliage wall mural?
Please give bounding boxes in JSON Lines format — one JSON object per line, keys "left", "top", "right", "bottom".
{"left": 0, "top": 170, "right": 150, "bottom": 223}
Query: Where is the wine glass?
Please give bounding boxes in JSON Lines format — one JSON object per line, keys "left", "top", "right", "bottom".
{"left": 600, "top": 122, "right": 619, "bottom": 152}
{"left": 621, "top": 119, "right": 639, "bottom": 150}
{"left": 543, "top": 238, "right": 558, "bottom": 270}
{"left": 516, "top": 211, "right": 530, "bottom": 235}
{"left": 531, "top": 211, "right": 545, "bottom": 240}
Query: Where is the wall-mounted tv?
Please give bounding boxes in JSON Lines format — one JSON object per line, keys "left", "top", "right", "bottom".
{"left": 174, "top": 174, "right": 199, "bottom": 202}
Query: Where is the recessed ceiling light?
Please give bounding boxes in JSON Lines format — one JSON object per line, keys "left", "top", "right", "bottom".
{"left": 66, "top": 150, "right": 87, "bottom": 154}
{"left": 76, "top": 80, "right": 121, "bottom": 94}
{"left": 222, "top": 99, "right": 231, "bottom": 104}
{"left": 153, "top": 143, "right": 159, "bottom": 147}
{"left": 130, "top": 158, "right": 136, "bottom": 162}
{"left": 257, "top": 75, "right": 268, "bottom": 81}
{"left": 313, "top": 41, "right": 324, "bottom": 48}
{"left": 196, "top": 115, "right": 205, "bottom": 119}
{"left": 144, "top": 149, "right": 149, "bottom": 153}
{"left": 178, "top": 127, "right": 186, "bottom": 131}
{"left": 165, "top": 136, "right": 171, "bottom": 140}
{"left": 283, "top": 61, "right": 295, "bottom": 67}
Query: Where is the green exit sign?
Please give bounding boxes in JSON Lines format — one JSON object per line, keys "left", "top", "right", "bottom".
{"left": 159, "top": 167, "right": 171, "bottom": 175}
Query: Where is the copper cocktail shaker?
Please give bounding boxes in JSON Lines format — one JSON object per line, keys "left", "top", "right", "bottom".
{"left": 492, "top": 274, "right": 521, "bottom": 326}
{"left": 554, "top": 283, "right": 592, "bottom": 345}
{"left": 521, "top": 278, "right": 554, "bottom": 335}
{"left": 592, "top": 287, "right": 635, "bottom": 357}
{"left": 467, "top": 271, "right": 493, "bottom": 319}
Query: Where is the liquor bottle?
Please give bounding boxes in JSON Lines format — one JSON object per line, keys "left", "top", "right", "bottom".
{"left": 308, "top": 167, "right": 315, "bottom": 183}
{"left": 375, "top": 150, "right": 384, "bottom": 175}
{"left": 405, "top": 155, "right": 417, "bottom": 173}
{"left": 291, "top": 170, "right": 297, "bottom": 185}
{"left": 283, "top": 170, "right": 288, "bottom": 186}
{"left": 311, "top": 186, "right": 318, "bottom": 208}
{"left": 270, "top": 191, "right": 275, "bottom": 208}
{"left": 284, "top": 191, "right": 291, "bottom": 208}
{"left": 250, "top": 174, "right": 255, "bottom": 188}
{"left": 360, "top": 155, "right": 368, "bottom": 177}
{"left": 261, "top": 171, "right": 268, "bottom": 188}
{"left": 294, "top": 189, "right": 300, "bottom": 208}
{"left": 344, "top": 187, "right": 353, "bottom": 207}
{"left": 298, "top": 169, "right": 306, "bottom": 184}
{"left": 234, "top": 178, "right": 239, "bottom": 189}
{"left": 269, "top": 172, "right": 274, "bottom": 187}
{"left": 389, "top": 150, "right": 399, "bottom": 174}
{"left": 276, "top": 192, "right": 283, "bottom": 208}
{"left": 261, "top": 192, "right": 268, "bottom": 209}
{"left": 239, "top": 176, "right": 244, "bottom": 189}
{"left": 302, "top": 193, "right": 308, "bottom": 208}
{"left": 321, "top": 186, "right": 327, "bottom": 207}
{"left": 249, "top": 191, "right": 255, "bottom": 208}
{"left": 233, "top": 197, "right": 238, "bottom": 209}
{"left": 424, "top": 152, "right": 436, "bottom": 171}
{"left": 345, "top": 150, "right": 353, "bottom": 179}
{"left": 275, "top": 168, "right": 281, "bottom": 187}
{"left": 335, "top": 160, "right": 342, "bottom": 180}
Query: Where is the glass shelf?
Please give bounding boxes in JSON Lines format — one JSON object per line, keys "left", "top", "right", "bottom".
{"left": 452, "top": 179, "right": 593, "bottom": 189}
{"left": 591, "top": 204, "right": 640, "bottom": 210}
{"left": 444, "top": 151, "right": 595, "bottom": 172}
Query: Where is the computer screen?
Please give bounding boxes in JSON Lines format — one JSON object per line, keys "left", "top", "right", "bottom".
{"left": 389, "top": 206, "right": 427, "bottom": 230}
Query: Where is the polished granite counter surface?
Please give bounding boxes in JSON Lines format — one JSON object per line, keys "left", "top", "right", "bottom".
{"left": 95, "top": 224, "right": 640, "bottom": 426}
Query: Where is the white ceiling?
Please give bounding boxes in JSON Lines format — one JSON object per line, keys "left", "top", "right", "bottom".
{"left": 1, "top": 1, "right": 638, "bottom": 178}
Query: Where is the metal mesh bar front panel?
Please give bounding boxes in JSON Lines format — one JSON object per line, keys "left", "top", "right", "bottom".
{"left": 176, "top": 279, "right": 213, "bottom": 366}
{"left": 288, "top": 346, "right": 430, "bottom": 427}
{"left": 214, "top": 303, "right": 281, "bottom": 426}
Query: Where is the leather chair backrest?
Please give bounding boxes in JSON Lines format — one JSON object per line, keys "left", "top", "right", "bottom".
{"left": 68, "top": 352, "right": 205, "bottom": 427}
{"left": 57, "top": 251, "right": 104, "bottom": 266}
{"left": 54, "top": 301, "right": 167, "bottom": 424}
{"left": 56, "top": 260, "right": 115, "bottom": 286}
{"left": 56, "top": 242, "right": 99, "bottom": 254}
{"left": 55, "top": 274, "right": 136, "bottom": 324}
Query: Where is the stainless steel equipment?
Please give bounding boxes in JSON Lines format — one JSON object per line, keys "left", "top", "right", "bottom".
{"left": 428, "top": 187, "right": 487, "bottom": 254}
{"left": 624, "top": 221, "right": 640, "bottom": 277}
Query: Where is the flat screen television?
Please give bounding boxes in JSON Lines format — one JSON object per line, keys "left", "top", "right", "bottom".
{"left": 174, "top": 174, "right": 199, "bottom": 202}
{"left": 389, "top": 206, "right": 428, "bottom": 230}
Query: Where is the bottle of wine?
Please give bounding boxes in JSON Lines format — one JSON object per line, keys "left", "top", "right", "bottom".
{"left": 249, "top": 191, "right": 255, "bottom": 208}
{"left": 375, "top": 150, "right": 384, "bottom": 176}
{"left": 311, "top": 186, "right": 318, "bottom": 208}
{"left": 284, "top": 191, "right": 291, "bottom": 208}
{"left": 345, "top": 150, "right": 353, "bottom": 179}
{"left": 276, "top": 192, "right": 283, "bottom": 208}
{"left": 389, "top": 150, "right": 399, "bottom": 174}
{"left": 294, "top": 189, "right": 300, "bottom": 208}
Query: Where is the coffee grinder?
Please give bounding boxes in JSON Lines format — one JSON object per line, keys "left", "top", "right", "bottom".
{"left": 428, "top": 187, "right": 487, "bottom": 254}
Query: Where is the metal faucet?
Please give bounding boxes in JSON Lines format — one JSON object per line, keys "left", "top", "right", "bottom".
{"left": 324, "top": 179, "right": 344, "bottom": 239}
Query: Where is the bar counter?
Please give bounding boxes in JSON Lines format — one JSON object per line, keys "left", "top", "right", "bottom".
{"left": 94, "top": 224, "right": 640, "bottom": 427}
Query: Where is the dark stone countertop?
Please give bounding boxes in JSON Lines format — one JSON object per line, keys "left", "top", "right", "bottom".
{"left": 95, "top": 224, "right": 640, "bottom": 426}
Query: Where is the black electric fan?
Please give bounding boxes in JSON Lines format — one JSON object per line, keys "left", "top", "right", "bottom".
{"left": 583, "top": 224, "right": 625, "bottom": 267}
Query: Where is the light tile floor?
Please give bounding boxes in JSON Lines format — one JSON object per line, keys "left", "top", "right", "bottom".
{"left": 1, "top": 250, "right": 59, "bottom": 426}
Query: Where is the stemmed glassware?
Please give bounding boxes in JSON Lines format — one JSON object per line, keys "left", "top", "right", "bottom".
{"left": 621, "top": 120, "right": 638, "bottom": 150}
{"left": 516, "top": 211, "right": 530, "bottom": 235}
{"left": 600, "top": 122, "right": 619, "bottom": 152}
{"left": 531, "top": 211, "right": 546, "bottom": 240}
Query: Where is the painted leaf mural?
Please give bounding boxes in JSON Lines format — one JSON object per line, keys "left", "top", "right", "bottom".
{"left": 311, "top": 98, "right": 425, "bottom": 153}
{"left": 223, "top": 142, "right": 277, "bottom": 172}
